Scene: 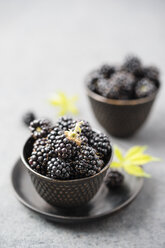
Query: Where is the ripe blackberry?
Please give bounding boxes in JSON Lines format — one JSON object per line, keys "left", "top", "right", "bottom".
{"left": 86, "top": 70, "right": 101, "bottom": 92}
{"left": 95, "top": 78, "right": 111, "bottom": 97}
{"left": 105, "top": 170, "right": 124, "bottom": 188}
{"left": 122, "top": 55, "right": 142, "bottom": 77}
{"left": 89, "top": 131, "right": 111, "bottom": 160}
{"left": 144, "top": 66, "right": 159, "bottom": 83}
{"left": 23, "top": 112, "right": 36, "bottom": 126}
{"left": 99, "top": 64, "right": 116, "bottom": 79}
{"left": 47, "top": 130, "right": 80, "bottom": 159}
{"left": 135, "top": 78, "right": 157, "bottom": 98}
{"left": 70, "top": 120, "right": 93, "bottom": 139}
{"left": 46, "top": 157, "right": 71, "bottom": 179}
{"left": 56, "top": 116, "right": 74, "bottom": 131}
{"left": 107, "top": 72, "right": 135, "bottom": 99}
{"left": 29, "top": 119, "right": 51, "bottom": 139}
{"left": 73, "top": 146, "right": 104, "bottom": 177}
{"left": 29, "top": 142, "right": 48, "bottom": 175}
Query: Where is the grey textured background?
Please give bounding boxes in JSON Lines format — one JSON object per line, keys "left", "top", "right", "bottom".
{"left": 0, "top": 0, "right": 165, "bottom": 247}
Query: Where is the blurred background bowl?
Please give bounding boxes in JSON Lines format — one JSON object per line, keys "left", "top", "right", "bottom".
{"left": 21, "top": 136, "right": 112, "bottom": 208}
{"left": 86, "top": 85, "right": 160, "bottom": 138}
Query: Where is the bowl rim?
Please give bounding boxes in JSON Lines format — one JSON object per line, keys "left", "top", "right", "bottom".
{"left": 85, "top": 81, "right": 160, "bottom": 106}
{"left": 21, "top": 136, "right": 113, "bottom": 183}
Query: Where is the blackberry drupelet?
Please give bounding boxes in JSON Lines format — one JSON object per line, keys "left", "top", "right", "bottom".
{"left": 135, "top": 78, "right": 157, "bottom": 98}
{"left": 29, "top": 119, "right": 51, "bottom": 139}
{"left": 56, "top": 116, "right": 75, "bottom": 131}
{"left": 73, "top": 146, "right": 104, "bottom": 177}
{"left": 105, "top": 170, "right": 124, "bottom": 188}
{"left": 107, "top": 71, "right": 135, "bottom": 99}
{"left": 23, "top": 112, "right": 36, "bottom": 126}
{"left": 46, "top": 157, "right": 71, "bottom": 179}
{"left": 99, "top": 64, "right": 116, "bottom": 79}
{"left": 89, "top": 131, "right": 111, "bottom": 160}
{"left": 122, "top": 55, "right": 143, "bottom": 77}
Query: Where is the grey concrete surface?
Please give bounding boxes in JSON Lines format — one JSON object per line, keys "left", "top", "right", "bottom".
{"left": 0, "top": 0, "right": 165, "bottom": 247}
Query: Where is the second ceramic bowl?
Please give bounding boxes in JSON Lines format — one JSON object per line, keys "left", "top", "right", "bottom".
{"left": 86, "top": 85, "right": 160, "bottom": 138}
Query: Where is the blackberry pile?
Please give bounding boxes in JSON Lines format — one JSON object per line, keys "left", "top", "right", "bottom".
{"left": 87, "top": 55, "right": 160, "bottom": 99}
{"left": 28, "top": 117, "right": 112, "bottom": 180}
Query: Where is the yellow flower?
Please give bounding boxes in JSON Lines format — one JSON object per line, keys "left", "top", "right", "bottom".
{"left": 49, "top": 92, "right": 79, "bottom": 116}
{"left": 111, "top": 145, "right": 160, "bottom": 178}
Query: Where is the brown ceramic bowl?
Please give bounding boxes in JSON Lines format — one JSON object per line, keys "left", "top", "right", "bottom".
{"left": 86, "top": 84, "right": 160, "bottom": 138}
{"left": 21, "top": 136, "right": 112, "bottom": 208}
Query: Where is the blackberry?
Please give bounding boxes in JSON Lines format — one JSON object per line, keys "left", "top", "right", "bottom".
{"left": 105, "top": 170, "right": 124, "bottom": 188}
{"left": 89, "top": 131, "right": 111, "bottom": 160}
{"left": 23, "top": 112, "right": 36, "bottom": 126}
{"left": 47, "top": 130, "right": 80, "bottom": 159}
{"left": 29, "top": 119, "right": 51, "bottom": 139}
{"left": 80, "top": 121, "right": 93, "bottom": 139}
{"left": 56, "top": 116, "right": 74, "bottom": 131}
{"left": 46, "top": 157, "right": 71, "bottom": 179}
{"left": 33, "top": 137, "right": 48, "bottom": 150}
{"left": 86, "top": 70, "right": 101, "bottom": 92}
{"left": 144, "top": 66, "right": 159, "bottom": 83}
{"left": 99, "top": 64, "right": 116, "bottom": 79}
{"left": 73, "top": 146, "right": 104, "bottom": 177}
{"left": 135, "top": 78, "right": 157, "bottom": 98}
{"left": 96, "top": 78, "right": 111, "bottom": 97}
{"left": 107, "top": 72, "right": 135, "bottom": 99}
{"left": 29, "top": 140, "right": 49, "bottom": 175}
{"left": 70, "top": 120, "right": 93, "bottom": 139}
{"left": 122, "top": 55, "right": 142, "bottom": 77}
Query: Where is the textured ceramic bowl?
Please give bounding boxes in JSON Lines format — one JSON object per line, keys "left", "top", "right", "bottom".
{"left": 86, "top": 84, "right": 160, "bottom": 138}
{"left": 21, "top": 136, "right": 112, "bottom": 208}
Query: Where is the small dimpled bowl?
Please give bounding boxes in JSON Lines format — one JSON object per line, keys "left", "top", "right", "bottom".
{"left": 21, "top": 136, "right": 112, "bottom": 208}
{"left": 86, "top": 83, "right": 160, "bottom": 138}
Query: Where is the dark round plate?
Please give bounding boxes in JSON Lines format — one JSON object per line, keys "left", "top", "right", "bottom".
{"left": 11, "top": 159, "right": 143, "bottom": 223}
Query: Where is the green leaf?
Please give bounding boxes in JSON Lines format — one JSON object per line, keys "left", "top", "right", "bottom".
{"left": 125, "top": 146, "right": 147, "bottom": 160}
{"left": 129, "top": 154, "right": 160, "bottom": 165}
{"left": 124, "top": 164, "right": 151, "bottom": 178}
{"left": 114, "top": 146, "right": 123, "bottom": 161}
{"left": 110, "top": 161, "right": 122, "bottom": 168}
{"left": 49, "top": 92, "right": 79, "bottom": 116}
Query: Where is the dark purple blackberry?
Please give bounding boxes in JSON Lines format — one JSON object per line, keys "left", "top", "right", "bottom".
{"left": 33, "top": 137, "right": 48, "bottom": 149}
{"left": 23, "top": 112, "right": 36, "bottom": 126}
{"left": 70, "top": 120, "right": 93, "bottom": 139}
{"left": 73, "top": 146, "right": 104, "bottom": 177}
{"left": 29, "top": 139, "right": 49, "bottom": 175}
{"left": 47, "top": 130, "right": 80, "bottom": 159}
{"left": 89, "top": 131, "right": 111, "bottom": 160}
{"left": 86, "top": 70, "right": 102, "bottom": 92}
{"left": 29, "top": 119, "right": 51, "bottom": 139}
{"left": 122, "top": 55, "right": 142, "bottom": 77}
{"left": 135, "top": 78, "right": 157, "bottom": 98}
{"left": 105, "top": 170, "right": 124, "bottom": 188}
{"left": 80, "top": 121, "right": 93, "bottom": 138}
{"left": 144, "top": 66, "right": 159, "bottom": 84}
{"left": 95, "top": 78, "right": 111, "bottom": 97}
{"left": 107, "top": 72, "right": 135, "bottom": 99}
{"left": 46, "top": 157, "right": 71, "bottom": 179}
{"left": 56, "top": 116, "right": 74, "bottom": 131}
{"left": 99, "top": 64, "right": 116, "bottom": 79}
